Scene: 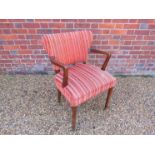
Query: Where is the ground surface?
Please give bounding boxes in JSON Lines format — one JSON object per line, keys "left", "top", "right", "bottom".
{"left": 0, "top": 75, "right": 155, "bottom": 135}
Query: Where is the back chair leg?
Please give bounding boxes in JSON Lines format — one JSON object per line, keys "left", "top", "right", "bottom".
{"left": 72, "top": 107, "right": 77, "bottom": 130}
{"left": 57, "top": 89, "right": 61, "bottom": 103}
{"left": 104, "top": 87, "right": 113, "bottom": 110}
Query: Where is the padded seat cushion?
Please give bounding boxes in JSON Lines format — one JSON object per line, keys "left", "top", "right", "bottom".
{"left": 54, "top": 63, "right": 116, "bottom": 107}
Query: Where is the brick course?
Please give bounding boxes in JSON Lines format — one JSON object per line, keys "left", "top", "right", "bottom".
{"left": 0, "top": 19, "right": 155, "bottom": 75}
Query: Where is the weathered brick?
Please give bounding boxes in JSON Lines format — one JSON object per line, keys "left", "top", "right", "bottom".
{"left": 74, "top": 23, "right": 90, "bottom": 28}
{"left": 124, "top": 24, "right": 139, "bottom": 29}
{"left": 0, "top": 23, "right": 14, "bottom": 28}
{"left": 23, "top": 23, "right": 40, "bottom": 28}
{"left": 18, "top": 50, "right": 32, "bottom": 54}
{"left": 12, "top": 29, "right": 27, "bottom": 34}
{"left": 37, "top": 29, "right": 53, "bottom": 34}
{"left": 86, "top": 19, "right": 103, "bottom": 22}
{"left": 99, "top": 24, "right": 115, "bottom": 28}
{"left": 115, "top": 24, "right": 124, "bottom": 29}
{"left": 134, "top": 30, "right": 149, "bottom": 35}
{"left": 0, "top": 19, "right": 155, "bottom": 75}
{"left": 111, "top": 30, "right": 127, "bottom": 35}
{"left": 49, "top": 23, "right": 65, "bottom": 28}
{"left": 148, "top": 24, "right": 155, "bottom": 29}
{"left": 140, "top": 23, "right": 148, "bottom": 29}
{"left": 112, "top": 19, "right": 129, "bottom": 23}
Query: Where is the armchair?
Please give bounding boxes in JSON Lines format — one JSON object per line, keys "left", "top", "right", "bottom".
{"left": 42, "top": 31, "right": 116, "bottom": 130}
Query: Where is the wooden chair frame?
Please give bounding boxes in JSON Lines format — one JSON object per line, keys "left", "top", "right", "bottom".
{"left": 49, "top": 48, "right": 113, "bottom": 130}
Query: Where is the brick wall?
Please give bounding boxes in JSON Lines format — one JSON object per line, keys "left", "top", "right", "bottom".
{"left": 0, "top": 19, "right": 155, "bottom": 75}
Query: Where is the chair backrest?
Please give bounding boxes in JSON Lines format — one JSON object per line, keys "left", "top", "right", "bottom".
{"left": 42, "top": 30, "right": 93, "bottom": 70}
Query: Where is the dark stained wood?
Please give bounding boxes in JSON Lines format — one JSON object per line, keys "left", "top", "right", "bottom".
{"left": 49, "top": 56, "right": 69, "bottom": 87}
{"left": 72, "top": 107, "right": 77, "bottom": 130}
{"left": 104, "top": 87, "right": 113, "bottom": 110}
{"left": 57, "top": 89, "right": 61, "bottom": 103}
{"left": 89, "top": 48, "right": 111, "bottom": 70}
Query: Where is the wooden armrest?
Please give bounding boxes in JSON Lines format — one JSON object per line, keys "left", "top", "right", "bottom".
{"left": 49, "top": 56, "right": 68, "bottom": 87}
{"left": 89, "top": 48, "right": 111, "bottom": 70}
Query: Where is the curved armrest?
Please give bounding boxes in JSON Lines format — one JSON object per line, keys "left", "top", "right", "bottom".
{"left": 49, "top": 56, "right": 68, "bottom": 87}
{"left": 89, "top": 48, "right": 111, "bottom": 70}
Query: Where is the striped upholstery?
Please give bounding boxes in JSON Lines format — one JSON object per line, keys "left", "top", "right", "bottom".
{"left": 42, "top": 30, "right": 93, "bottom": 70}
{"left": 54, "top": 63, "right": 116, "bottom": 107}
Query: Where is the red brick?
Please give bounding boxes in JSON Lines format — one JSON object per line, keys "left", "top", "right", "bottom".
{"left": 18, "top": 50, "right": 32, "bottom": 54}
{"left": 103, "top": 19, "right": 111, "bottom": 23}
{"left": 136, "top": 36, "right": 144, "bottom": 40}
{"left": 40, "top": 23, "right": 49, "bottom": 28}
{"left": 14, "top": 40, "right": 30, "bottom": 44}
{"left": 0, "top": 60, "right": 13, "bottom": 63}
{"left": 121, "top": 35, "right": 136, "bottom": 40}
{"left": 109, "top": 40, "right": 120, "bottom": 45}
{"left": 144, "top": 36, "right": 155, "bottom": 40}
{"left": 123, "top": 41, "right": 131, "bottom": 45}
{"left": 133, "top": 46, "right": 141, "bottom": 50}
{"left": 111, "top": 30, "right": 127, "bottom": 35}
{"left": 86, "top": 19, "right": 103, "bottom": 22}
{"left": 91, "top": 24, "right": 98, "bottom": 28}
{"left": 4, "top": 45, "right": 20, "bottom": 50}
{"left": 74, "top": 23, "right": 90, "bottom": 28}
{"left": 49, "top": 23, "right": 65, "bottom": 28}
{"left": 21, "top": 60, "right": 35, "bottom": 64}
{"left": 112, "top": 19, "right": 129, "bottom": 23}
{"left": 7, "top": 19, "right": 25, "bottom": 22}
{"left": 91, "top": 30, "right": 103, "bottom": 34}
{"left": 128, "top": 19, "right": 138, "bottom": 23}
{"left": 141, "top": 46, "right": 155, "bottom": 50}
{"left": 61, "top": 19, "right": 78, "bottom": 22}
{"left": 78, "top": 19, "right": 86, "bottom": 22}
{"left": 28, "top": 45, "right": 42, "bottom": 49}
{"left": 23, "top": 23, "right": 40, "bottom": 28}
{"left": 27, "top": 29, "right": 36, "bottom": 34}
{"left": 138, "top": 19, "right": 155, "bottom": 23}
{"left": 66, "top": 23, "right": 74, "bottom": 28}
{"left": 0, "top": 23, "right": 14, "bottom": 28}
{"left": 99, "top": 24, "right": 114, "bottom": 28}
{"left": 117, "top": 55, "right": 130, "bottom": 59}
{"left": 124, "top": 24, "right": 139, "bottom": 29}
{"left": 127, "top": 30, "right": 135, "bottom": 35}
{"left": 120, "top": 46, "right": 133, "bottom": 50}
{"left": 0, "top": 35, "right": 18, "bottom": 40}
{"left": 53, "top": 29, "right": 61, "bottom": 33}
{"left": 12, "top": 29, "right": 27, "bottom": 34}
{"left": 115, "top": 24, "right": 124, "bottom": 28}
{"left": 34, "top": 19, "right": 52, "bottom": 22}
{"left": 0, "top": 19, "right": 8, "bottom": 22}
{"left": 148, "top": 24, "right": 155, "bottom": 29}
{"left": 132, "top": 41, "right": 146, "bottom": 45}
{"left": 149, "top": 31, "right": 155, "bottom": 35}
{"left": 134, "top": 30, "right": 149, "bottom": 35}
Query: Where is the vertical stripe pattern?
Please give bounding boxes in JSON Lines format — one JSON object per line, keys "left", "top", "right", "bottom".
{"left": 54, "top": 63, "right": 116, "bottom": 107}
{"left": 42, "top": 30, "right": 93, "bottom": 70}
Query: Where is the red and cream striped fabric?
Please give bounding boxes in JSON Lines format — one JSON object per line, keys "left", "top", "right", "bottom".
{"left": 42, "top": 30, "right": 93, "bottom": 70}
{"left": 54, "top": 63, "right": 116, "bottom": 107}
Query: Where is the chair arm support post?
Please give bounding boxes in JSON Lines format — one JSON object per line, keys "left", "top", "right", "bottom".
{"left": 89, "top": 48, "right": 111, "bottom": 70}
{"left": 49, "top": 56, "right": 68, "bottom": 87}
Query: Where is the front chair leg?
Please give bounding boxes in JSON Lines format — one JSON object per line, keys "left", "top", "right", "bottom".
{"left": 72, "top": 107, "right": 77, "bottom": 130}
{"left": 57, "top": 89, "right": 61, "bottom": 103}
{"left": 104, "top": 87, "right": 114, "bottom": 110}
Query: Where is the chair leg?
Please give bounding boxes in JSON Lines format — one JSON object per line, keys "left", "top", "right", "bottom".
{"left": 57, "top": 89, "right": 61, "bottom": 103}
{"left": 104, "top": 87, "right": 113, "bottom": 110}
{"left": 72, "top": 107, "right": 77, "bottom": 130}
